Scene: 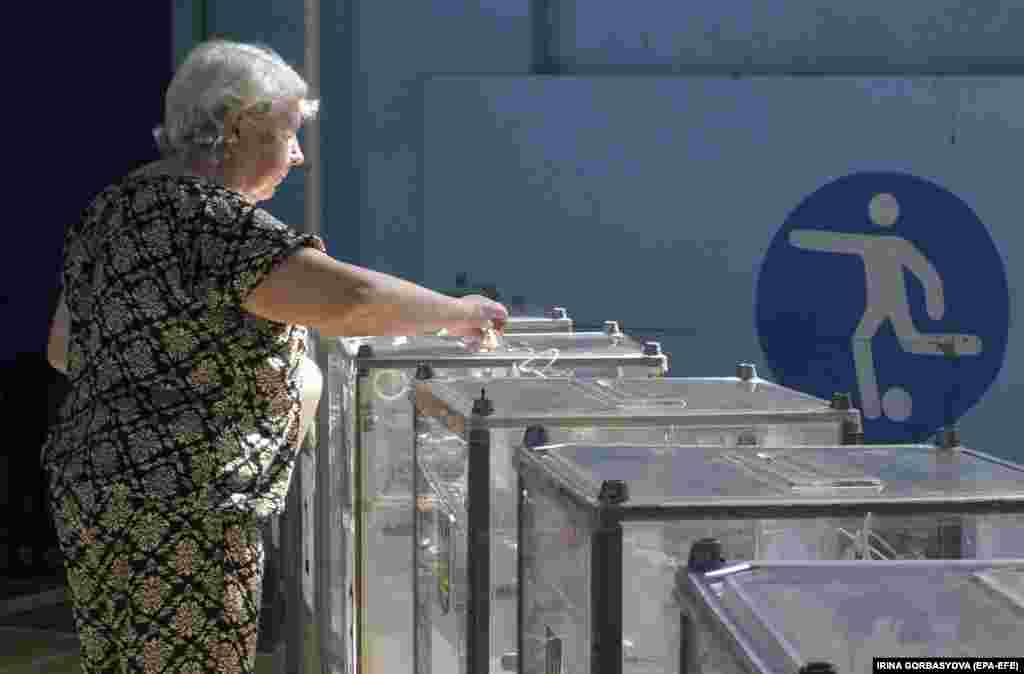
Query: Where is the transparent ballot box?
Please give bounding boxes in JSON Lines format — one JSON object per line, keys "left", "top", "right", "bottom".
{"left": 313, "top": 330, "right": 667, "bottom": 674}
{"left": 411, "top": 375, "right": 861, "bottom": 674}
{"left": 676, "top": 560, "right": 1024, "bottom": 673}
{"left": 505, "top": 306, "right": 574, "bottom": 333}
{"left": 516, "top": 442, "right": 1024, "bottom": 674}
{"left": 413, "top": 431, "right": 495, "bottom": 674}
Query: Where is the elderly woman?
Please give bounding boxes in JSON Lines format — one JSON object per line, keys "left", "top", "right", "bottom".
{"left": 43, "top": 40, "right": 507, "bottom": 674}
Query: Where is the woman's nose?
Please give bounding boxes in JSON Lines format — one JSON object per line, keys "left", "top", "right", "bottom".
{"left": 289, "top": 138, "right": 304, "bottom": 167}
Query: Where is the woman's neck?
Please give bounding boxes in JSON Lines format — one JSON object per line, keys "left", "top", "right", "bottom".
{"left": 132, "top": 157, "right": 254, "bottom": 203}
{"left": 135, "top": 156, "right": 214, "bottom": 179}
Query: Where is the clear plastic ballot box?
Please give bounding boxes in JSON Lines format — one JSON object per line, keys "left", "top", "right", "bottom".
{"left": 675, "top": 558, "right": 1024, "bottom": 673}
{"left": 411, "top": 374, "right": 862, "bottom": 674}
{"left": 298, "top": 327, "right": 668, "bottom": 674}
{"left": 515, "top": 442, "right": 1024, "bottom": 674}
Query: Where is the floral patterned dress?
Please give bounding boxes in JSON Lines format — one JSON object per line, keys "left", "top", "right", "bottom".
{"left": 41, "top": 174, "right": 326, "bottom": 674}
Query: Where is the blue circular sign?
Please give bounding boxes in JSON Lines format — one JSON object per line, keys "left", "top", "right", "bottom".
{"left": 756, "top": 172, "right": 1008, "bottom": 443}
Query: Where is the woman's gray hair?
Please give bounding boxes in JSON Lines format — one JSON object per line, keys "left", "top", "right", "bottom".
{"left": 154, "top": 40, "right": 320, "bottom": 163}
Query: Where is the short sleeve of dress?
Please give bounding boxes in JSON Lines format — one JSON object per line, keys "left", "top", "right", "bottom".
{"left": 189, "top": 195, "right": 326, "bottom": 308}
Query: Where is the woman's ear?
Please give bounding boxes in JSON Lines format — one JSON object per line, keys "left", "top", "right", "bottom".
{"left": 222, "top": 106, "right": 246, "bottom": 147}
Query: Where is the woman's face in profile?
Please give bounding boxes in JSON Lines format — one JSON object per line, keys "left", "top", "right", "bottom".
{"left": 226, "top": 98, "right": 305, "bottom": 203}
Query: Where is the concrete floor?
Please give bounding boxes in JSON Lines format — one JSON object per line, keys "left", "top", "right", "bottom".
{"left": 0, "top": 577, "right": 282, "bottom": 674}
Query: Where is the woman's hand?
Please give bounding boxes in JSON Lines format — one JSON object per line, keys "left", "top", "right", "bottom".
{"left": 447, "top": 294, "right": 509, "bottom": 339}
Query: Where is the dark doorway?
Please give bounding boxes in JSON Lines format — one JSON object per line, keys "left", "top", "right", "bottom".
{"left": 1, "top": 3, "right": 174, "bottom": 585}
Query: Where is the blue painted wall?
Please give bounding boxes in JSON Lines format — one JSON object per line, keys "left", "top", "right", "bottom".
{"left": 343, "top": 0, "right": 532, "bottom": 279}
{"left": 419, "top": 76, "right": 1023, "bottom": 451}
{"left": 550, "top": 1, "right": 1024, "bottom": 74}
{"left": 351, "top": 2, "right": 1023, "bottom": 452}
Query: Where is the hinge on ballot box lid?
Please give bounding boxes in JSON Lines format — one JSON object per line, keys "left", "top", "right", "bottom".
{"left": 598, "top": 480, "right": 629, "bottom": 506}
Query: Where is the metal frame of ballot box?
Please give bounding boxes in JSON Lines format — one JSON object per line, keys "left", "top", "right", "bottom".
{"left": 513, "top": 439, "right": 1024, "bottom": 674}
{"left": 352, "top": 334, "right": 665, "bottom": 674}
